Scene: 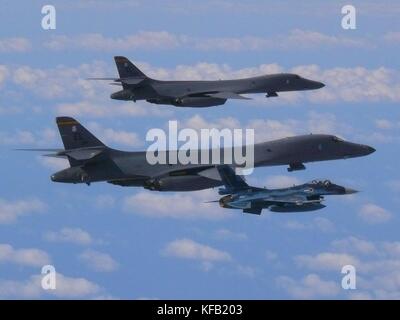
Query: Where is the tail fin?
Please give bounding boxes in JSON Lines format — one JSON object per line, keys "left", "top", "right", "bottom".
{"left": 56, "top": 117, "right": 105, "bottom": 150}
{"left": 114, "top": 56, "right": 147, "bottom": 79}
{"left": 217, "top": 165, "right": 249, "bottom": 193}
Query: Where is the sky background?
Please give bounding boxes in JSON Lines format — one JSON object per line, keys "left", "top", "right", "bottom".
{"left": 1, "top": 0, "right": 400, "bottom": 299}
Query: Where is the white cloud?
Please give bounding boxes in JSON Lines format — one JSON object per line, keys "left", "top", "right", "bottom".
{"left": 194, "top": 29, "right": 367, "bottom": 51}
{"left": 293, "top": 65, "right": 400, "bottom": 103}
{"left": 331, "top": 236, "right": 377, "bottom": 255}
{"left": 375, "top": 119, "right": 395, "bottom": 130}
{"left": 94, "top": 194, "right": 115, "bottom": 209}
{"left": 56, "top": 101, "right": 148, "bottom": 118}
{"left": 44, "top": 227, "right": 93, "bottom": 246}
{"left": 0, "top": 37, "right": 31, "bottom": 53}
{"left": 384, "top": 31, "right": 400, "bottom": 43}
{"left": 37, "top": 156, "right": 69, "bottom": 171}
{"left": 44, "top": 31, "right": 182, "bottom": 51}
{"left": 79, "top": 249, "right": 119, "bottom": 272}
{"left": 87, "top": 122, "right": 141, "bottom": 147}
{"left": 277, "top": 274, "right": 340, "bottom": 299}
{"left": 281, "top": 237, "right": 400, "bottom": 299}
{"left": 382, "top": 242, "right": 400, "bottom": 258}
{"left": 358, "top": 203, "right": 392, "bottom": 224}
{"left": 214, "top": 229, "right": 247, "bottom": 241}
{"left": 0, "top": 128, "right": 58, "bottom": 147}
{"left": 0, "top": 65, "right": 8, "bottom": 86}
{"left": 0, "top": 273, "right": 101, "bottom": 298}
{"left": 0, "top": 244, "right": 50, "bottom": 267}
{"left": 123, "top": 189, "right": 227, "bottom": 220}
{"left": 11, "top": 61, "right": 111, "bottom": 100}
{"left": 42, "top": 30, "right": 367, "bottom": 52}
{"left": 163, "top": 238, "right": 231, "bottom": 263}
{"left": 7, "top": 60, "right": 400, "bottom": 106}
{"left": 0, "top": 198, "right": 46, "bottom": 224}
{"left": 283, "top": 217, "right": 335, "bottom": 233}
{"left": 179, "top": 112, "right": 349, "bottom": 146}
{"left": 295, "top": 252, "right": 359, "bottom": 271}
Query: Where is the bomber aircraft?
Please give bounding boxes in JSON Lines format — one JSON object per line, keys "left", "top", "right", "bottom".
{"left": 88, "top": 56, "right": 325, "bottom": 107}
{"left": 212, "top": 165, "right": 358, "bottom": 215}
{"left": 19, "top": 117, "right": 375, "bottom": 192}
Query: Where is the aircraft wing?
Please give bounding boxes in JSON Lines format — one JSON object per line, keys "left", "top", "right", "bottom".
{"left": 205, "top": 92, "right": 251, "bottom": 100}
{"left": 262, "top": 195, "right": 323, "bottom": 206}
{"left": 230, "top": 194, "right": 322, "bottom": 209}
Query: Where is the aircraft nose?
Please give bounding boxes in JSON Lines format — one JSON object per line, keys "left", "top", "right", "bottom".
{"left": 302, "top": 79, "right": 325, "bottom": 90}
{"left": 315, "top": 81, "right": 325, "bottom": 89}
{"left": 366, "top": 146, "right": 376, "bottom": 154}
{"left": 50, "top": 175, "right": 56, "bottom": 182}
{"left": 344, "top": 188, "right": 358, "bottom": 194}
{"left": 362, "top": 145, "right": 376, "bottom": 155}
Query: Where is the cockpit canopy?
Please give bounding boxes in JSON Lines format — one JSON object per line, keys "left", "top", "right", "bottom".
{"left": 332, "top": 136, "right": 344, "bottom": 143}
{"left": 310, "top": 179, "right": 332, "bottom": 187}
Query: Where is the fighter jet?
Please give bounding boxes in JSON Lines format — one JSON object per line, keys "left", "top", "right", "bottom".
{"left": 213, "top": 165, "right": 358, "bottom": 215}
{"left": 88, "top": 56, "right": 325, "bottom": 108}
{"left": 19, "top": 117, "right": 374, "bottom": 191}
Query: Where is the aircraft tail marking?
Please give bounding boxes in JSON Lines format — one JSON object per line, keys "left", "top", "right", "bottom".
{"left": 114, "top": 56, "right": 147, "bottom": 79}
{"left": 56, "top": 117, "right": 105, "bottom": 150}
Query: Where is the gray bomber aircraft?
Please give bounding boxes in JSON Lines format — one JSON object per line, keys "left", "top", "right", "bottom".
{"left": 213, "top": 165, "right": 358, "bottom": 215}
{"left": 88, "top": 56, "right": 325, "bottom": 107}
{"left": 19, "top": 117, "right": 375, "bottom": 192}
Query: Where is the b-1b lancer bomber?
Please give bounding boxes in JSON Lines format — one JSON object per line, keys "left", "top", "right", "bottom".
{"left": 88, "top": 56, "right": 325, "bottom": 108}
{"left": 212, "top": 165, "right": 358, "bottom": 215}
{"left": 19, "top": 117, "right": 375, "bottom": 192}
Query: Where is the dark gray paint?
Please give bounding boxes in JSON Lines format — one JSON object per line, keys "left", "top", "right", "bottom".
{"left": 39, "top": 117, "right": 375, "bottom": 192}
{"left": 90, "top": 56, "right": 325, "bottom": 107}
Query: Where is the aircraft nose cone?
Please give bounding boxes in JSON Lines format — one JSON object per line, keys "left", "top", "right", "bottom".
{"left": 344, "top": 188, "right": 358, "bottom": 194}
{"left": 50, "top": 175, "right": 56, "bottom": 182}
{"left": 361, "top": 145, "right": 376, "bottom": 155}
{"left": 366, "top": 146, "right": 376, "bottom": 154}
{"left": 313, "top": 81, "right": 325, "bottom": 89}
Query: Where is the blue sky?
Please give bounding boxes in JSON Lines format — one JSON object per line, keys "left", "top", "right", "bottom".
{"left": 1, "top": 0, "right": 400, "bottom": 299}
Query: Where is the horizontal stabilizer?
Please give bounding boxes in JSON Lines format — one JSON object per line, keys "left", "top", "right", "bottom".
{"left": 206, "top": 92, "right": 251, "bottom": 100}
{"left": 15, "top": 148, "right": 63, "bottom": 152}
{"left": 87, "top": 77, "right": 145, "bottom": 86}
{"left": 19, "top": 147, "right": 105, "bottom": 161}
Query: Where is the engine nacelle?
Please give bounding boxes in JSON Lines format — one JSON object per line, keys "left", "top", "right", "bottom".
{"left": 51, "top": 167, "right": 90, "bottom": 184}
{"left": 144, "top": 175, "right": 222, "bottom": 191}
{"left": 147, "top": 97, "right": 226, "bottom": 107}
{"left": 173, "top": 97, "right": 227, "bottom": 107}
{"left": 269, "top": 203, "right": 326, "bottom": 213}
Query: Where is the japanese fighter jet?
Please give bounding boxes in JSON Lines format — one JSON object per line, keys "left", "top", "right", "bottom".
{"left": 214, "top": 165, "right": 358, "bottom": 214}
